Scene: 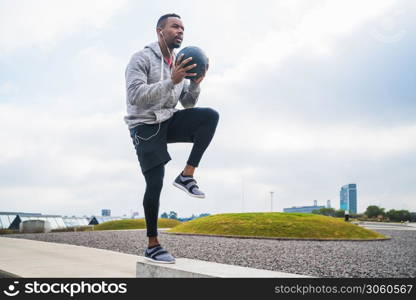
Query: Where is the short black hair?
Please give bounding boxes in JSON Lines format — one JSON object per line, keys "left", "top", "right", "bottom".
{"left": 156, "top": 13, "right": 181, "bottom": 29}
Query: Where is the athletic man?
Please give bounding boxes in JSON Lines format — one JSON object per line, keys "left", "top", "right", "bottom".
{"left": 124, "top": 13, "right": 219, "bottom": 263}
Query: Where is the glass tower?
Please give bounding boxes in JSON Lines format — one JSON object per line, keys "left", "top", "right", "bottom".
{"left": 339, "top": 184, "right": 357, "bottom": 214}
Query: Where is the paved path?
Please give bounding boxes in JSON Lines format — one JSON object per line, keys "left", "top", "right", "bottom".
{"left": 0, "top": 237, "right": 138, "bottom": 277}
{"left": 358, "top": 222, "right": 416, "bottom": 231}
{"left": 0, "top": 237, "right": 308, "bottom": 278}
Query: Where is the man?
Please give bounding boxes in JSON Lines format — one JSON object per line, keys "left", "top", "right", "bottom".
{"left": 124, "top": 13, "right": 219, "bottom": 263}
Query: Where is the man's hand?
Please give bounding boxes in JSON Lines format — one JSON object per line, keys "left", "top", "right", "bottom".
{"left": 171, "top": 55, "right": 197, "bottom": 85}
{"left": 191, "top": 60, "right": 209, "bottom": 84}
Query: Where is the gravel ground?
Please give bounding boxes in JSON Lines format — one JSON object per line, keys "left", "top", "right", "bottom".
{"left": 3, "top": 229, "right": 415, "bottom": 278}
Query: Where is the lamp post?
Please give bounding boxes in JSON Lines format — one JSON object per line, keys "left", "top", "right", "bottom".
{"left": 270, "top": 191, "right": 274, "bottom": 212}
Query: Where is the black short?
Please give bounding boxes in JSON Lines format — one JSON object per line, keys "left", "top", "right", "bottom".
{"left": 129, "top": 118, "right": 172, "bottom": 174}
{"left": 129, "top": 107, "right": 220, "bottom": 174}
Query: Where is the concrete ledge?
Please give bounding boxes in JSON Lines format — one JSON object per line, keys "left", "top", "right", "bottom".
{"left": 137, "top": 258, "right": 312, "bottom": 278}
{"left": 0, "top": 237, "right": 138, "bottom": 277}
{"left": 0, "top": 237, "right": 311, "bottom": 278}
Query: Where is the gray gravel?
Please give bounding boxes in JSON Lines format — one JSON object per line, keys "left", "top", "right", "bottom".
{"left": 3, "top": 229, "right": 415, "bottom": 278}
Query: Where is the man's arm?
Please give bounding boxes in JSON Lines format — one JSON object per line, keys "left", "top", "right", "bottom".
{"left": 179, "top": 80, "right": 200, "bottom": 108}
{"left": 125, "top": 55, "right": 174, "bottom": 107}
{"left": 179, "top": 61, "right": 207, "bottom": 108}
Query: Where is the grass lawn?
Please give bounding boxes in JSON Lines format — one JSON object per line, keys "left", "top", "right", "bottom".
{"left": 93, "top": 218, "right": 181, "bottom": 231}
{"left": 167, "top": 212, "right": 388, "bottom": 240}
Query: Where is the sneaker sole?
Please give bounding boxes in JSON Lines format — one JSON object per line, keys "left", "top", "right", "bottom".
{"left": 144, "top": 256, "right": 176, "bottom": 264}
{"left": 173, "top": 182, "right": 205, "bottom": 198}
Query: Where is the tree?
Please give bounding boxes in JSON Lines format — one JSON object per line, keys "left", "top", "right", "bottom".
{"left": 312, "top": 208, "right": 336, "bottom": 217}
{"left": 160, "top": 212, "right": 168, "bottom": 219}
{"left": 365, "top": 205, "right": 385, "bottom": 218}
{"left": 334, "top": 209, "right": 346, "bottom": 218}
{"left": 168, "top": 211, "right": 178, "bottom": 220}
{"left": 386, "top": 209, "right": 411, "bottom": 222}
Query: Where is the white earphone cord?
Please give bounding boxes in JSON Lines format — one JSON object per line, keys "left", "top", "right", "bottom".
{"left": 134, "top": 33, "right": 175, "bottom": 143}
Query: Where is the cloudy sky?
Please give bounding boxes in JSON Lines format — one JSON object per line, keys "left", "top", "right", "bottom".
{"left": 1, "top": 0, "right": 415, "bottom": 218}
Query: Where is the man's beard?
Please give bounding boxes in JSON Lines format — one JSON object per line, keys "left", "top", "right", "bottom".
{"left": 172, "top": 41, "right": 182, "bottom": 48}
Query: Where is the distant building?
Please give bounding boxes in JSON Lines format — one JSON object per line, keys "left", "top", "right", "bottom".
{"left": 340, "top": 183, "right": 357, "bottom": 214}
{"left": 131, "top": 212, "right": 139, "bottom": 219}
{"left": 283, "top": 201, "right": 326, "bottom": 213}
{"left": 327, "top": 200, "right": 331, "bottom": 208}
{"left": 0, "top": 212, "right": 66, "bottom": 230}
{"left": 101, "top": 209, "right": 111, "bottom": 217}
{"left": 88, "top": 216, "right": 124, "bottom": 225}
{"left": 62, "top": 216, "right": 89, "bottom": 228}
{"left": 0, "top": 212, "right": 42, "bottom": 230}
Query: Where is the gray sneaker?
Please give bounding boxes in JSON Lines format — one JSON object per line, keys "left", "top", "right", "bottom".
{"left": 173, "top": 172, "right": 205, "bottom": 198}
{"left": 144, "top": 245, "right": 175, "bottom": 264}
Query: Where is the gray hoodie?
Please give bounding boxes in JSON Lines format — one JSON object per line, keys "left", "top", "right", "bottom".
{"left": 124, "top": 41, "right": 201, "bottom": 128}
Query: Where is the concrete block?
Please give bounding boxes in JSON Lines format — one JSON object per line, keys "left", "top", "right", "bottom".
{"left": 136, "top": 257, "right": 312, "bottom": 278}
{"left": 19, "top": 220, "right": 51, "bottom": 233}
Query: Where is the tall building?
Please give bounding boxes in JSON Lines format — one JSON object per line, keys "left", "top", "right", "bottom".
{"left": 101, "top": 209, "right": 111, "bottom": 217}
{"left": 340, "top": 184, "right": 357, "bottom": 214}
{"left": 327, "top": 200, "right": 331, "bottom": 208}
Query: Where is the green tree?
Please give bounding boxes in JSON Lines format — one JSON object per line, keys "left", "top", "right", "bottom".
{"left": 312, "top": 208, "right": 336, "bottom": 216}
{"left": 168, "top": 211, "right": 178, "bottom": 220}
{"left": 160, "top": 212, "right": 168, "bottom": 219}
{"left": 386, "top": 209, "right": 410, "bottom": 222}
{"left": 335, "top": 209, "right": 346, "bottom": 218}
{"left": 365, "top": 205, "right": 385, "bottom": 218}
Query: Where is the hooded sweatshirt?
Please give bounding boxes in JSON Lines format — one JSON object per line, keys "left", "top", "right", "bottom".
{"left": 124, "top": 41, "right": 201, "bottom": 128}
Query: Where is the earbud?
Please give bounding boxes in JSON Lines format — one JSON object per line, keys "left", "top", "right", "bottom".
{"left": 160, "top": 30, "right": 164, "bottom": 36}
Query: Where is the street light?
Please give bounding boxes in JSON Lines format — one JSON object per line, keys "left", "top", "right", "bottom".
{"left": 270, "top": 191, "right": 274, "bottom": 212}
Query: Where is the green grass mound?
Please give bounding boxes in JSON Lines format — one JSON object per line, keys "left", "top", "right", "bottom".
{"left": 93, "top": 218, "right": 181, "bottom": 231}
{"left": 167, "top": 213, "right": 387, "bottom": 240}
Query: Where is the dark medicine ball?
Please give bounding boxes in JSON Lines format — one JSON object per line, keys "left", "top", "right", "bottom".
{"left": 176, "top": 46, "right": 209, "bottom": 79}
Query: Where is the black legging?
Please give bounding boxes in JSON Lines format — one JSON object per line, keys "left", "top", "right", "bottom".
{"left": 142, "top": 107, "right": 219, "bottom": 237}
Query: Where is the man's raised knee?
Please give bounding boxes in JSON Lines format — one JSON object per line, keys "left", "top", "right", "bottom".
{"left": 205, "top": 107, "right": 219, "bottom": 123}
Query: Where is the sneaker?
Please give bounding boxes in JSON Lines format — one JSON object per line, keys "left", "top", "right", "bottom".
{"left": 144, "top": 245, "right": 176, "bottom": 264}
{"left": 173, "top": 172, "right": 205, "bottom": 198}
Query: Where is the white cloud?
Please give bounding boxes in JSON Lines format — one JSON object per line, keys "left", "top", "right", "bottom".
{"left": 69, "top": 45, "right": 125, "bottom": 111}
{"left": 1, "top": 0, "right": 415, "bottom": 217}
{"left": 198, "top": 0, "right": 398, "bottom": 84}
{"left": 0, "top": 0, "right": 128, "bottom": 54}
{"left": 0, "top": 81, "right": 18, "bottom": 96}
{"left": 232, "top": 121, "right": 416, "bottom": 157}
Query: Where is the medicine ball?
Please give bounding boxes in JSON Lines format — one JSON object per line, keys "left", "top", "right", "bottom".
{"left": 176, "top": 46, "right": 209, "bottom": 79}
